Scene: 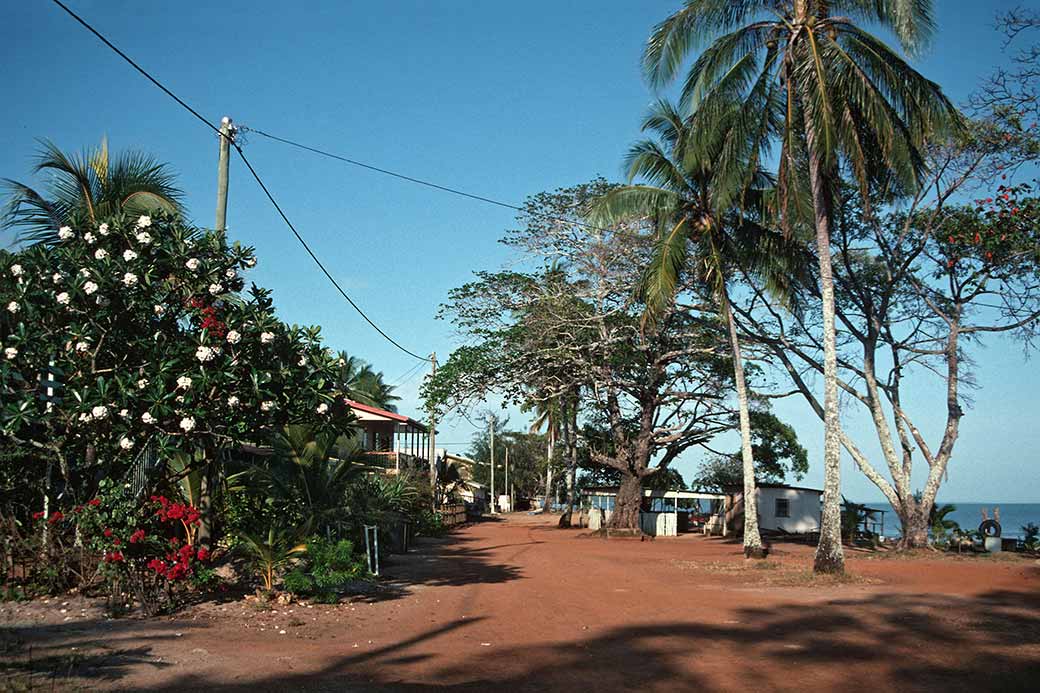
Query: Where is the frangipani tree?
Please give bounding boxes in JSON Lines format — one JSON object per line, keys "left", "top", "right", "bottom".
{"left": 0, "top": 212, "right": 354, "bottom": 509}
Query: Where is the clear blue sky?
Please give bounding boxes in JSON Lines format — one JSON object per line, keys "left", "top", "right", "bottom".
{"left": 3, "top": 1, "right": 1036, "bottom": 503}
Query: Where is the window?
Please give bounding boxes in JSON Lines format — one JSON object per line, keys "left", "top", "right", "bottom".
{"left": 775, "top": 498, "right": 790, "bottom": 518}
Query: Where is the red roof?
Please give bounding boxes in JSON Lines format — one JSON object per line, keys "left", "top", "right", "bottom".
{"left": 345, "top": 400, "right": 427, "bottom": 431}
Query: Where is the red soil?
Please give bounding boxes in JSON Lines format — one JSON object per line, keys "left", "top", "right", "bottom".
{"left": 2, "top": 513, "right": 1038, "bottom": 691}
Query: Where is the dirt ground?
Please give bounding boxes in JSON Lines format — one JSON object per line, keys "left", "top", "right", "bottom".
{"left": 2, "top": 513, "right": 1039, "bottom": 692}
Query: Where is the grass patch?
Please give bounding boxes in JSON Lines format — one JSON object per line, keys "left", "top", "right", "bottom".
{"left": 673, "top": 559, "right": 882, "bottom": 587}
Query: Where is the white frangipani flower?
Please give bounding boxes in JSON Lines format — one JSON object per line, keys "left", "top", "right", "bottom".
{"left": 136, "top": 215, "right": 152, "bottom": 228}
{"left": 185, "top": 258, "right": 201, "bottom": 271}
{"left": 94, "top": 249, "right": 108, "bottom": 260}
{"left": 75, "top": 341, "right": 89, "bottom": 352}
{"left": 260, "top": 332, "right": 275, "bottom": 344}
{"left": 298, "top": 356, "right": 307, "bottom": 366}
{"left": 119, "top": 437, "right": 134, "bottom": 450}
{"left": 56, "top": 292, "right": 70, "bottom": 306}
{"left": 122, "top": 272, "right": 138, "bottom": 287}
{"left": 137, "top": 378, "right": 149, "bottom": 390}
{"left": 227, "top": 395, "right": 240, "bottom": 407}
{"left": 225, "top": 268, "right": 237, "bottom": 279}
{"left": 79, "top": 268, "right": 90, "bottom": 278}
{"left": 195, "top": 345, "right": 215, "bottom": 362}
{"left": 261, "top": 400, "right": 275, "bottom": 412}
{"left": 9, "top": 264, "right": 22, "bottom": 277}
{"left": 83, "top": 282, "right": 98, "bottom": 295}
{"left": 119, "top": 408, "right": 129, "bottom": 418}
{"left": 225, "top": 330, "right": 241, "bottom": 344}
{"left": 141, "top": 411, "right": 156, "bottom": 424}
{"left": 78, "top": 412, "right": 92, "bottom": 423}
{"left": 52, "top": 272, "right": 63, "bottom": 284}
{"left": 7, "top": 301, "right": 19, "bottom": 314}
{"left": 98, "top": 223, "right": 110, "bottom": 236}
{"left": 84, "top": 232, "right": 96, "bottom": 244}
{"left": 135, "top": 231, "right": 153, "bottom": 245}
{"left": 123, "top": 249, "right": 138, "bottom": 261}
{"left": 179, "top": 416, "right": 196, "bottom": 432}
{"left": 316, "top": 403, "right": 329, "bottom": 415}
{"left": 58, "top": 226, "right": 74, "bottom": 240}
{"left": 4, "top": 347, "right": 17, "bottom": 360}
{"left": 208, "top": 283, "right": 223, "bottom": 295}
{"left": 91, "top": 405, "right": 109, "bottom": 420}
{"left": 176, "top": 375, "right": 192, "bottom": 389}
{"left": 154, "top": 304, "right": 166, "bottom": 316}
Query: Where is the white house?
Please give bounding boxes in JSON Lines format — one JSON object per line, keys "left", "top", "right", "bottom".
{"left": 727, "top": 483, "right": 823, "bottom": 535}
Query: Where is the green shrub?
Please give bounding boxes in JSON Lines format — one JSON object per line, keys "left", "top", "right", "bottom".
{"left": 282, "top": 537, "right": 368, "bottom": 603}
{"left": 416, "top": 510, "right": 447, "bottom": 538}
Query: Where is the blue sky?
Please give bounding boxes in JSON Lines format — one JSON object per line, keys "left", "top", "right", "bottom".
{"left": 3, "top": 1, "right": 1037, "bottom": 502}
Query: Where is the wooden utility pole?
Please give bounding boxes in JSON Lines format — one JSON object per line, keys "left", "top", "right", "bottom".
{"left": 215, "top": 116, "right": 234, "bottom": 234}
{"left": 504, "top": 447, "right": 510, "bottom": 513}
{"left": 489, "top": 417, "right": 496, "bottom": 514}
{"left": 427, "top": 353, "right": 438, "bottom": 510}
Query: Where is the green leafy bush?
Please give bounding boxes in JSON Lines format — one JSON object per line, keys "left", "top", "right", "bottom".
{"left": 282, "top": 537, "right": 368, "bottom": 603}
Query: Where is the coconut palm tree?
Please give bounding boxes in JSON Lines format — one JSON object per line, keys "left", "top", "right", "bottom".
{"left": 590, "top": 99, "right": 799, "bottom": 558}
{"left": 527, "top": 395, "right": 561, "bottom": 511}
{"left": 643, "top": 0, "right": 962, "bottom": 572}
{"left": 335, "top": 351, "right": 400, "bottom": 412}
{"left": 2, "top": 137, "right": 183, "bottom": 245}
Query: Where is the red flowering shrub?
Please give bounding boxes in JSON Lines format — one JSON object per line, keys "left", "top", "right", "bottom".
{"left": 69, "top": 479, "right": 217, "bottom": 614}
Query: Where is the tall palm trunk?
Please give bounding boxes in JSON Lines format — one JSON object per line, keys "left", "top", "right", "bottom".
{"left": 721, "top": 286, "right": 765, "bottom": 558}
{"left": 544, "top": 433, "right": 555, "bottom": 512}
{"left": 804, "top": 127, "right": 845, "bottom": 575}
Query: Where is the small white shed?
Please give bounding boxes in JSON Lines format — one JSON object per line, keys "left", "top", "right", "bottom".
{"left": 727, "top": 483, "right": 823, "bottom": 535}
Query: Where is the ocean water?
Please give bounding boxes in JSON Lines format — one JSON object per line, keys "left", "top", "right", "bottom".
{"left": 871, "top": 502, "right": 1040, "bottom": 539}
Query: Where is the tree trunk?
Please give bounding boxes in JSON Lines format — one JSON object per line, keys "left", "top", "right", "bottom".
{"left": 543, "top": 435, "right": 554, "bottom": 512}
{"left": 804, "top": 123, "right": 845, "bottom": 575}
{"left": 607, "top": 473, "right": 642, "bottom": 530}
{"left": 897, "top": 501, "right": 931, "bottom": 549}
{"left": 558, "top": 400, "right": 576, "bottom": 528}
{"left": 722, "top": 289, "right": 765, "bottom": 559}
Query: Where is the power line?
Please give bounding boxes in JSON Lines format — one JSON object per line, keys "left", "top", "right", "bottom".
{"left": 49, "top": 0, "right": 428, "bottom": 362}
{"left": 238, "top": 126, "right": 612, "bottom": 233}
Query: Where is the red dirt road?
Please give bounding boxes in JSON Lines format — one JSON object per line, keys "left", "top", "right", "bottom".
{"left": 3, "top": 514, "right": 1039, "bottom": 691}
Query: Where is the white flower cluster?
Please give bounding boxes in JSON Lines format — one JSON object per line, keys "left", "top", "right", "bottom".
{"left": 84, "top": 281, "right": 98, "bottom": 295}
{"left": 208, "top": 283, "right": 223, "bottom": 295}
{"left": 98, "top": 223, "right": 110, "bottom": 236}
{"left": 94, "top": 249, "right": 108, "bottom": 260}
{"left": 9, "top": 264, "right": 23, "bottom": 277}
{"left": 122, "top": 272, "right": 138, "bottom": 287}
{"left": 4, "top": 347, "right": 17, "bottom": 360}
{"left": 154, "top": 304, "right": 166, "bottom": 316}
{"left": 75, "top": 341, "right": 89, "bottom": 352}
{"left": 261, "top": 400, "right": 275, "bottom": 412}
{"left": 196, "top": 345, "right": 216, "bottom": 362}
{"left": 176, "top": 375, "right": 192, "bottom": 389}
{"left": 226, "top": 330, "right": 241, "bottom": 344}
{"left": 52, "top": 272, "right": 63, "bottom": 284}
{"left": 58, "top": 226, "right": 74, "bottom": 240}
{"left": 7, "top": 301, "right": 19, "bottom": 314}
{"left": 91, "top": 405, "right": 108, "bottom": 420}
{"left": 136, "top": 231, "right": 153, "bottom": 245}
{"left": 185, "top": 258, "right": 200, "bottom": 272}
{"left": 56, "top": 292, "right": 70, "bottom": 305}
{"left": 123, "top": 249, "right": 137, "bottom": 261}
{"left": 141, "top": 411, "right": 156, "bottom": 424}
{"left": 260, "top": 331, "right": 275, "bottom": 344}
{"left": 119, "top": 437, "right": 134, "bottom": 450}
{"left": 137, "top": 378, "right": 149, "bottom": 390}
{"left": 84, "top": 233, "right": 96, "bottom": 244}
{"left": 179, "top": 417, "right": 196, "bottom": 432}
{"left": 136, "top": 216, "right": 152, "bottom": 228}
{"left": 227, "top": 395, "right": 240, "bottom": 407}
{"left": 316, "top": 403, "right": 329, "bottom": 415}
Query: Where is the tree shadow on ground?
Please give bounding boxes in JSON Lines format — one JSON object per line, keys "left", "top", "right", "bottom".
{"left": 147, "top": 588, "right": 1040, "bottom": 692}
{"left": 0, "top": 618, "right": 193, "bottom": 689}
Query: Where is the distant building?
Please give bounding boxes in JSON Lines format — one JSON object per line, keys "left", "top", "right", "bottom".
{"left": 726, "top": 483, "right": 823, "bottom": 535}
{"left": 346, "top": 400, "right": 429, "bottom": 473}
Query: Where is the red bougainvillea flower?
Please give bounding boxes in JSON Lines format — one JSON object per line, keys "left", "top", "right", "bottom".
{"left": 130, "top": 529, "right": 146, "bottom": 544}
{"left": 32, "top": 511, "right": 45, "bottom": 520}
{"left": 103, "top": 528, "right": 113, "bottom": 537}
{"left": 169, "top": 537, "right": 180, "bottom": 546}
{"left": 197, "top": 547, "right": 211, "bottom": 561}
{"left": 112, "top": 538, "right": 122, "bottom": 546}
{"left": 47, "top": 511, "right": 63, "bottom": 524}
{"left": 104, "top": 551, "right": 124, "bottom": 563}
{"left": 87, "top": 498, "right": 101, "bottom": 507}
{"left": 147, "top": 558, "right": 167, "bottom": 576}
{"left": 73, "top": 505, "right": 83, "bottom": 513}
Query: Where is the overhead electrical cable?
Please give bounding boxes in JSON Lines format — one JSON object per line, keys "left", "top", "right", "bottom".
{"left": 238, "top": 126, "right": 613, "bottom": 233}
{"left": 49, "top": 0, "right": 429, "bottom": 362}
